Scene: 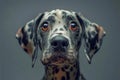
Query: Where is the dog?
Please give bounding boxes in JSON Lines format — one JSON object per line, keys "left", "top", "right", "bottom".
{"left": 16, "top": 9, "right": 106, "bottom": 80}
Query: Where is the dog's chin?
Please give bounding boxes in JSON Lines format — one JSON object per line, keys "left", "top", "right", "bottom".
{"left": 41, "top": 51, "right": 77, "bottom": 66}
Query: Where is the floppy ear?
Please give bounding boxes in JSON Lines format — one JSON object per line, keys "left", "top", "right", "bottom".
{"left": 16, "top": 13, "right": 44, "bottom": 67}
{"left": 76, "top": 13, "right": 106, "bottom": 64}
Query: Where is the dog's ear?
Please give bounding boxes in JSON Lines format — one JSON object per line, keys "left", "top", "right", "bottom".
{"left": 76, "top": 13, "right": 106, "bottom": 64}
{"left": 16, "top": 13, "right": 44, "bottom": 67}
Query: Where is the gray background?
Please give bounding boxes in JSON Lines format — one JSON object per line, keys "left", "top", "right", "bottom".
{"left": 0, "top": 0, "right": 120, "bottom": 80}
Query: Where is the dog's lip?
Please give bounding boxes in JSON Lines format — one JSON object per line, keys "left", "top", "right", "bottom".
{"left": 48, "top": 55, "right": 76, "bottom": 65}
{"left": 47, "top": 55, "right": 75, "bottom": 66}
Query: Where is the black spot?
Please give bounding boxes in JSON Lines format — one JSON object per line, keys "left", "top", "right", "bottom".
{"left": 36, "top": 13, "right": 44, "bottom": 27}
{"left": 62, "top": 11, "right": 67, "bottom": 19}
{"left": 53, "top": 66, "right": 59, "bottom": 74}
{"left": 88, "top": 33, "right": 98, "bottom": 49}
{"left": 27, "top": 28, "right": 31, "bottom": 32}
{"left": 54, "top": 77, "right": 57, "bottom": 80}
{"left": 66, "top": 72, "right": 70, "bottom": 80}
{"left": 29, "top": 27, "right": 33, "bottom": 39}
{"left": 53, "top": 13, "right": 57, "bottom": 16}
{"left": 58, "top": 21, "right": 61, "bottom": 23}
{"left": 66, "top": 15, "right": 75, "bottom": 27}
{"left": 64, "top": 65, "right": 69, "bottom": 69}
{"left": 60, "top": 28, "right": 64, "bottom": 31}
{"left": 75, "top": 13, "right": 85, "bottom": 32}
{"left": 55, "top": 68, "right": 59, "bottom": 73}
{"left": 61, "top": 67, "right": 65, "bottom": 71}
{"left": 28, "top": 22, "right": 34, "bottom": 27}
{"left": 17, "top": 37, "right": 22, "bottom": 45}
{"left": 67, "top": 16, "right": 73, "bottom": 21}
{"left": 62, "top": 65, "right": 69, "bottom": 72}
{"left": 51, "top": 78, "right": 54, "bottom": 80}
{"left": 73, "top": 64, "right": 76, "bottom": 67}
{"left": 47, "top": 16, "right": 55, "bottom": 23}
{"left": 70, "top": 67, "right": 73, "bottom": 71}
{"left": 24, "top": 48, "right": 28, "bottom": 52}
{"left": 61, "top": 76, "right": 65, "bottom": 80}
{"left": 75, "top": 71, "right": 80, "bottom": 80}
{"left": 64, "top": 25, "right": 68, "bottom": 31}
{"left": 30, "top": 32, "right": 33, "bottom": 39}
{"left": 21, "top": 27, "right": 28, "bottom": 46}
{"left": 48, "top": 12, "right": 51, "bottom": 15}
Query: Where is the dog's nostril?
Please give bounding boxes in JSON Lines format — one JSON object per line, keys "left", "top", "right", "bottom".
{"left": 50, "top": 36, "right": 69, "bottom": 48}
{"left": 62, "top": 41, "right": 68, "bottom": 47}
{"left": 51, "top": 41, "right": 58, "bottom": 47}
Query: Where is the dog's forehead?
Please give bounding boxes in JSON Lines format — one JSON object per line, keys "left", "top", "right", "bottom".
{"left": 44, "top": 9, "right": 76, "bottom": 19}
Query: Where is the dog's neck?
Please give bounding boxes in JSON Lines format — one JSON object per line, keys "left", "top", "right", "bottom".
{"left": 43, "top": 61, "right": 80, "bottom": 80}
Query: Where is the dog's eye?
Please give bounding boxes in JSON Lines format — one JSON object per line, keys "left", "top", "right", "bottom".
{"left": 69, "top": 22, "right": 78, "bottom": 31}
{"left": 41, "top": 22, "right": 49, "bottom": 31}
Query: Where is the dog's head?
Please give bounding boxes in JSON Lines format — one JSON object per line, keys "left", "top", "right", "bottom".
{"left": 16, "top": 9, "right": 105, "bottom": 67}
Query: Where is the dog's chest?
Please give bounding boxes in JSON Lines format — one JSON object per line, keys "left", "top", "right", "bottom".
{"left": 44, "top": 63, "right": 79, "bottom": 80}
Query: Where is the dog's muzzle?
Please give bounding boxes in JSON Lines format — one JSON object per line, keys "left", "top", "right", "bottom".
{"left": 41, "top": 35, "right": 77, "bottom": 65}
{"left": 50, "top": 36, "right": 69, "bottom": 52}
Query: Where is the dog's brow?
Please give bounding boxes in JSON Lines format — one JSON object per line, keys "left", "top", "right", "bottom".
{"left": 63, "top": 15, "right": 75, "bottom": 24}
{"left": 67, "top": 15, "right": 75, "bottom": 20}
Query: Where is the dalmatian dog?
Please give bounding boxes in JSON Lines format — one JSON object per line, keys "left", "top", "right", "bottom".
{"left": 16, "top": 9, "right": 106, "bottom": 80}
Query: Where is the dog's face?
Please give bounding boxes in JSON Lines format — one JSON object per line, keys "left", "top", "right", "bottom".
{"left": 37, "top": 10, "right": 83, "bottom": 64}
{"left": 16, "top": 9, "right": 105, "bottom": 66}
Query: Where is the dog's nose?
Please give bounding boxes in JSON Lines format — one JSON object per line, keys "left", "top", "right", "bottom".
{"left": 50, "top": 36, "right": 69, "bottom": 49}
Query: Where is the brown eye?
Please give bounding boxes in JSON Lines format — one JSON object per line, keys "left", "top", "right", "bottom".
{"left": 41, "top": 22, "right": 49, "bottom": 31}
{"left": 69, "top": 22, "right": 78, "bottom": 31}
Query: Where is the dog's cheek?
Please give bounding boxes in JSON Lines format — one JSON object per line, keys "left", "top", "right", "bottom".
{"left": 39, "top": 31, "right": 50, "bottom": 50}
{"left": 68, "top": 32, "right": 77, "bottom": 49}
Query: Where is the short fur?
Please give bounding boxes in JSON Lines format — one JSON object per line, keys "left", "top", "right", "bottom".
{"left": 16, "top": 9, "right": 106, "bottom": 80}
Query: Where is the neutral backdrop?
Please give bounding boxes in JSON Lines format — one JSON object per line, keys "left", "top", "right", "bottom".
{"left": 1, "top": 0, "right": 120, "bottom": 80}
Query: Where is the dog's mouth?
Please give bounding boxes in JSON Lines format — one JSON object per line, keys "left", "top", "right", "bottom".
{"left": 49, "top": 52, "right": 68, "bottom": 65}
{"left": 41, "top": 49, "right": 77, "bottom": 65}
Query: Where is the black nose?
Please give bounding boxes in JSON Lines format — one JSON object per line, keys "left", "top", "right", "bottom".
{"left": 50, "top": 36, "right": 69, "bottom": 50}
